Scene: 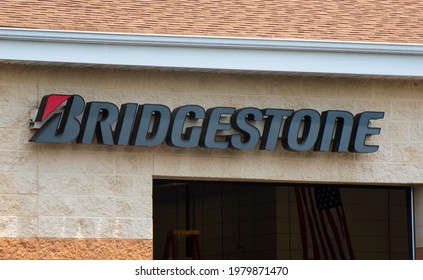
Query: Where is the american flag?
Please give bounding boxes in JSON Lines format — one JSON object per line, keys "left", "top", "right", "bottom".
{"left": 295, "top": 186, "right": 355, "bottom": 260}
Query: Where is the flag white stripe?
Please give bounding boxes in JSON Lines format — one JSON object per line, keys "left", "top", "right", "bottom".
{"left": 295, "top": 186, "right": 354, "bottom": 260}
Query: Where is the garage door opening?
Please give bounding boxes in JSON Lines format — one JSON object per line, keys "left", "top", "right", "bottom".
{"left": 153, "top": 180, "right": 413, "bottom": 260}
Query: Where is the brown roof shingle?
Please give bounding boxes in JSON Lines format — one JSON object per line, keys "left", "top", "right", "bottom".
{"left": 1, "top": 0, "right": 423, "bottom": 43}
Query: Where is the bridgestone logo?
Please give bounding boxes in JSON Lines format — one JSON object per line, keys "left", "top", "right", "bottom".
{"left": 30, "top": 94, "right": 384, "bottom": 153}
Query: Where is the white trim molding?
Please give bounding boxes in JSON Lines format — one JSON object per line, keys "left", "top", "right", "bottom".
{"left": 2, "top": 27, "right": 423, "bottom": 78}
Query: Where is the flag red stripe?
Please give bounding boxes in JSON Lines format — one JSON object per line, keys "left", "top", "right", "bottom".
{"left": 299, "top": 188, "right": 320, "bottom": 259}
{"left": 336, "top": 206, "right": 355, "bottom": 259}
{"left": 295, "top": 186, "right": 354, "bottom": 260}
{"left": 297, "top": 187, "right": 320, "bottom": 259}
{"left": 294, "top": 188, "right": 309, "bottom": 259}
{"left": 326, "top": 207, "right": 346, "bottom": 259}
{"left": 317, "top": 206, "right": 337, "bottom": 259}
{"left": 306, "top": 187, "right": 329, "bottom": 259}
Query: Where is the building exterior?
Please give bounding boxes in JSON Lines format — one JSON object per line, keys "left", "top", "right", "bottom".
{"left": 0, "top": 1, "right": 422, "bottom": 260}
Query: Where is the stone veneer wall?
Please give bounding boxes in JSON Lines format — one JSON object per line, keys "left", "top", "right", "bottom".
{"left": 0, "top": 64, "right": 422, "bottom": 259}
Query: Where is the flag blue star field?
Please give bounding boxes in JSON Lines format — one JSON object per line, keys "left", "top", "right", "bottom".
{"left": 295, "top": 186, "right": 355, "bottom": 260}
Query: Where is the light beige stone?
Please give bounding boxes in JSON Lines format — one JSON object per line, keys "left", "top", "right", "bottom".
{"left": 206, "top": 94, "right": 251, "bottom": 108}
{"left": 17, "top": 172, "right": 37, "bottom": 194}
{"left": 0, "top": 85, "right": 18, "bottom": 105}
{"left": 319, "top": 97, "right": 356, "bottom": 112}
{"left": 317, "top": 150, "right": 357, "bottom": 161}
{"left": 301, "top": 159, "right": 339, "bottom": 181}
{"left": 276, "top": 96, "right": 324, "bottom": 111}
{"left": 17, "top": 86, "right": 38, "bottom": 107}
{"left": 354, "top": 99, "right": 392, "bottom": 120}
{"left": 0, "top": 85, "right": 37, "bottom": 107}
{"left": 408, "top": 81, "right": 423, "bottom": 100}
{"left": 188, "top": 156, "right": 233, "bottom": 179}
{"left": 39, "top": 216, "right": 152, "bottom": 238}
{"left": 95, "top": 175, "right": 138, "bottom": 195}
{"left": 17, "top": 128, "right": 37, "bottom": 151}
{"left": 262, "top": 76, "right": 304, "bottom": 97}
{"left": 132, "top": 218, "right": 153, "bottom": 239}
{"left": 38, "top": 67, "right": 116, "bottom": 89}
{"left": 116, "top": 196, "right": 151, "bottom": 218}
{"left": 297, "top": 77, "right": 340, "bottom": 99}
{"left": 97, "top": 218, "right": 129, "bottom": 239}
{"left": 17, "top": 217, "right": 38, "bottom": 237}
{"left": 252, "top": 95, "right": 290, "bottom": 109}
{"left": 0, "top": 129, "right": 18, "bottom": 150}
{"left": 262, "top": 158, "right": 302, "bottom": 181}
{"left": 39, "top": 196, "right": 78, "bottom": 216}
{"left": 336, "top": 78, "right": 375, "bottom": 100}
{"left": 0, "top": 194, "right": 37, "bottom": 216}
{"left": 223, "top": 157, "right": 265, "bottom": 180}
{"left": 0, "top": 217, "right": 18, "bottom": 237}
{"left": 114, "top": 70, "right": 178, "bottom": 93}
{"left": 77, "top": 196, "right": 116, "bottom": 217}
{"left": 153, "top": 156, "right": 191, "bottom": 177}
{"left": 97, "top": 218, "right": 152, "bottom": 239}
{"left": 190, "top": 74, "right": 261, "bottom": 96}
{"left": 391, "top": 143, "right": 423, "bottom": 163}
{"left": 377, "top": 121, "right": 410, "bottom": 143}
{"left": 372, "top": 79, "right": 412, "bottom": 100}
{"left": 409, "top": 166, "right": 423, "bottom": 184}
{"left": 39, "top": 217, "right": 98, "bottom": 238}
{"left": 355, "top": 142, "right": 392, "bottom": 163}
{"left": 133, "top": 176, "right": 152, "bottom": 192}
{"left": 172, "top": 92, "right": 211, "bottom": 108}
{"left": 391, "top": 100, "right": 423, "bottom": 121}
{"left": 116, "top": 153, "right": 153, "bottom": 175}
{"left": 0, "top": 65, "right": 38, "bottom": 86}
{"left": 74, "top": 218, "right": 99, "bottom": 238}
{"left": 338, "top": 162, "right": 411, "bottom": 184}
{"left": 38, "top": 150, "right": 116, "bottom": 175}
{"left": 0, "top": 172, "right": 17, "bottom": 194}
{"left": 39, "top": 173, "right": 95, "bottom": 195}
{"left": 0, "top": 106, "right": 30, "bottom": 128}
{"left": 411, "top": 122, "right": 423, "bottom": 142}
{"left": 19, "top": 195, "right": 38, "bottom": 216}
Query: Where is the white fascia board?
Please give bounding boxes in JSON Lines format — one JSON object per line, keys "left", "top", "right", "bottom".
{"left": 1, "top": 27, "right": 423, "bottom": 77}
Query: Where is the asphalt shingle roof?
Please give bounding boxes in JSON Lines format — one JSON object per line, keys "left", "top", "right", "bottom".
{"left": 1, "top": 0, "right": 422, "bottom": 43}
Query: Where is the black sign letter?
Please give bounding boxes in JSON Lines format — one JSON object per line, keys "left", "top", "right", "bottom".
{"left": 230, "top": 107, "right": 263, "bottom": 150}
{"left": 77, "top": 102, "right": 119, "bottom": 145}
{"left": 131, "top": 104, "right": 171, "bottom": 147}
{"left": 114, "top": 103, "right": 138, "bottom": 145}
{"left": 200, "top": 107, "right": 235, "bottom": 149}
{"left": 350, "top": 111, "right": 384, "bottom": 153}
{"left": 260, "top": 109, "right": 293, "bottom": 150}
{"left": 166, "top": 105, "right": 205, "bottom": 148}
{"left": 315, "top": 110, "right": 354, "bottom": 152}
{"left": 282, "top": 109, "right": 321, "bottom": 152}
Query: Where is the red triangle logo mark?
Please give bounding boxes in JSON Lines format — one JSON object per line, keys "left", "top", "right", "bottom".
{"left": 41, "top": 94, "right": 71, "bottom": 121}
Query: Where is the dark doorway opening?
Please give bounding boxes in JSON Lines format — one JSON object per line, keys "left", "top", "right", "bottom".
{"left": 153, "top": 180, "right": 413, "bottom": 260}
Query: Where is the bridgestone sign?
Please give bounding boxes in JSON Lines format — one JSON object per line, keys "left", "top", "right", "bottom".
{"left": 30, "top": 94, "right": 385, "bottom": 153}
